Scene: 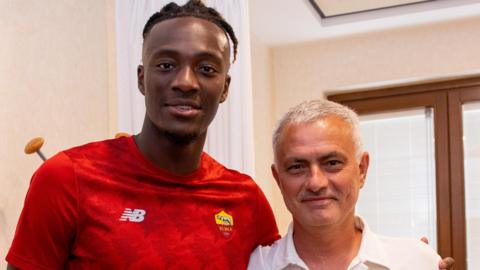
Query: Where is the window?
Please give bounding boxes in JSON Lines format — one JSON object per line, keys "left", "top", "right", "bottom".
{"left": 357, "top": 108, "right": 437, "bottom": 249}
{"left": 463, "top": 102, "right": 480, "bottom": 269}
{"left": 329, "top": 76, "right": 480, "bottom": 270}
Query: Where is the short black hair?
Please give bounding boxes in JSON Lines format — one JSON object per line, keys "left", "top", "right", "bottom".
{"left": 142, "top": 0, "right": 238, "bottom": 62}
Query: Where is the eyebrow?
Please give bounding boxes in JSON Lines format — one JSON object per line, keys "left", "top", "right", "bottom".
{"left": 320, "top": 151, "right": 345, "bottom": 160}
{"left": 283, "top": 151, "right": 346, "bottom": 164}
{"left": 150, "top": 48, "right": 224, "bottom": 63}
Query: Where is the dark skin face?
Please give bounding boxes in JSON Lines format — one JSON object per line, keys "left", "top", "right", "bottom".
{"left": 135, "top": 17, "right": 231, "bottom": 174}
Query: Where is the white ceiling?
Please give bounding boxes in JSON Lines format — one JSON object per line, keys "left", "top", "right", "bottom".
{"left": 249, "top": 0, "right": 480, "bottom": 46}
{"left": 311, "top": 0, "right": 431, "bottom": 17}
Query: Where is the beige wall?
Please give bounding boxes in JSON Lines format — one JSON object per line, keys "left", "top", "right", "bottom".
{"left": 272, "top": 16, "right": 480, "bottom": 119}
{"left": 250, "top": 35, "right": 292, "bottom": 235}
{"left": 251, "top": 15, "right": 480, "bottom": 235}
{"left": 0, "top": 0, "right": 116, "bottom": 265}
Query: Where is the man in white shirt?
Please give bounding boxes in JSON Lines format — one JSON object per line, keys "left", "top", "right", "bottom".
{"left": 249, "top": 99, "right": 451, "bottom": 270}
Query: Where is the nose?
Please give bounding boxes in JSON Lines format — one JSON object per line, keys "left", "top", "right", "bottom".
{"left": 172, "top": 66, "right": 200, "bottom": 93}
{"left": 305, "top": 166, "right": 328, "bottom": 192}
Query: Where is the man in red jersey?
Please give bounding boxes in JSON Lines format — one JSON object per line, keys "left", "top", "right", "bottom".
{"left": 6, "top": 1, "right": 279, "bottom": 269}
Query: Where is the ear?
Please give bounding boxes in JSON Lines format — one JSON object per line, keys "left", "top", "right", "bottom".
{"left": 219, "top": 75, "right": 230, "bottom": 103}
{"left": 137, "top": 65, "right": 145, "bottom": 95}
{"left": 358, "top": 152, "right": 370, "bottom": 188}
{"left": 271, "top": 164, "right": 281, "bottom": 189}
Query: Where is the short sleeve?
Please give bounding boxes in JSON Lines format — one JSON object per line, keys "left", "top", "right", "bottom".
{"left": 255, "top": 186, "right": 280, "bottom": 247}
{"left": 6, "top": 152, "right": 78, "bottom": 270}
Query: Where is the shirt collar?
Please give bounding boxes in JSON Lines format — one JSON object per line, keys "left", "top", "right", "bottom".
{"left": 272, "top": 222, "right": 309, "bottom": 270}
{"left": 351, "top": 216, "right": 390, "bottom": 269}
{"left": 273, "top": 216, "right": 391, "bottom": 270}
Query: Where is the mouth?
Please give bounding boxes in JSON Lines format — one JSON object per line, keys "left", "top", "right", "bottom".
{"left": 165, "top": 100, "right": 201, "bottom": 118}
{"left": 301, "top": 196, "right": 336, "bottom": 207}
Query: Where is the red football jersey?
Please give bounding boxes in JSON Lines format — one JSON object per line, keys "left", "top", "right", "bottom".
{"left": 7, "top": 137, "right": 279, "bottom": 269}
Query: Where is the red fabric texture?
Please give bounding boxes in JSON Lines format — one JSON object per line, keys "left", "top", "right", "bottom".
{"left": 7, "top": 136, "right": 279, "bottom": 269}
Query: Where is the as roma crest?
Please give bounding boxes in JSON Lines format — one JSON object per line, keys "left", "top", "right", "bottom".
{"left": 214, "top": 210, "right": 234, "bottom": 237}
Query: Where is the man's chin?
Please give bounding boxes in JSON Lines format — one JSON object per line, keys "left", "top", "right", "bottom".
{"left": 163, "top": 130, "right": 199, "bottom": 145}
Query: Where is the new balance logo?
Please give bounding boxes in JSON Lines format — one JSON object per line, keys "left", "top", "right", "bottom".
{"left": 119, "top": 208, "right": 146, "bottom": 222}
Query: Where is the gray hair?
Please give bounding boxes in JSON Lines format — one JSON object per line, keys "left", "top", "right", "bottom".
{"left": 272, "top": 99, "right": 364, "bottom": 160}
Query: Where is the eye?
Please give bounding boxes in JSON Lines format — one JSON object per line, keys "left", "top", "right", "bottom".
{"left": 324, "top": 160, "right": 343, "bottom": 171}
{"left": 198, "top": 65, "right": 217, "bottom": 75}
{"left": 327, "top": 160, "right": 340, "bottom": 166}
{"left": 286, "top": 163, "right": 306, "bottom": 174}
{"left": 157, "top": 62, "right": 174, "bottom": 71}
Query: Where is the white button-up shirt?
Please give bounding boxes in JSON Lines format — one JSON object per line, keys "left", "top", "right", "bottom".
{"left": 248, "top": 216, "right": 440, "bottom": 270}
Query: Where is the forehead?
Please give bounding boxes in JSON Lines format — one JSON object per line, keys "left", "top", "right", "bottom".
{"left": 275, "top": 117, "right": 356, "bottom": 159}
{"left": 143, "top": 17, "right": 229, "bottom": 60}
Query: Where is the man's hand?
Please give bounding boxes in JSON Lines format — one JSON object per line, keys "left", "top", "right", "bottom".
{"left": 420, "top": 237, "right": 429, "bottom": 244}
{"left": 439, "top": 257, "right": 455, "bottom": 270}
{"left": 420, "top": 237, "right": 454, "bottom": 270}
